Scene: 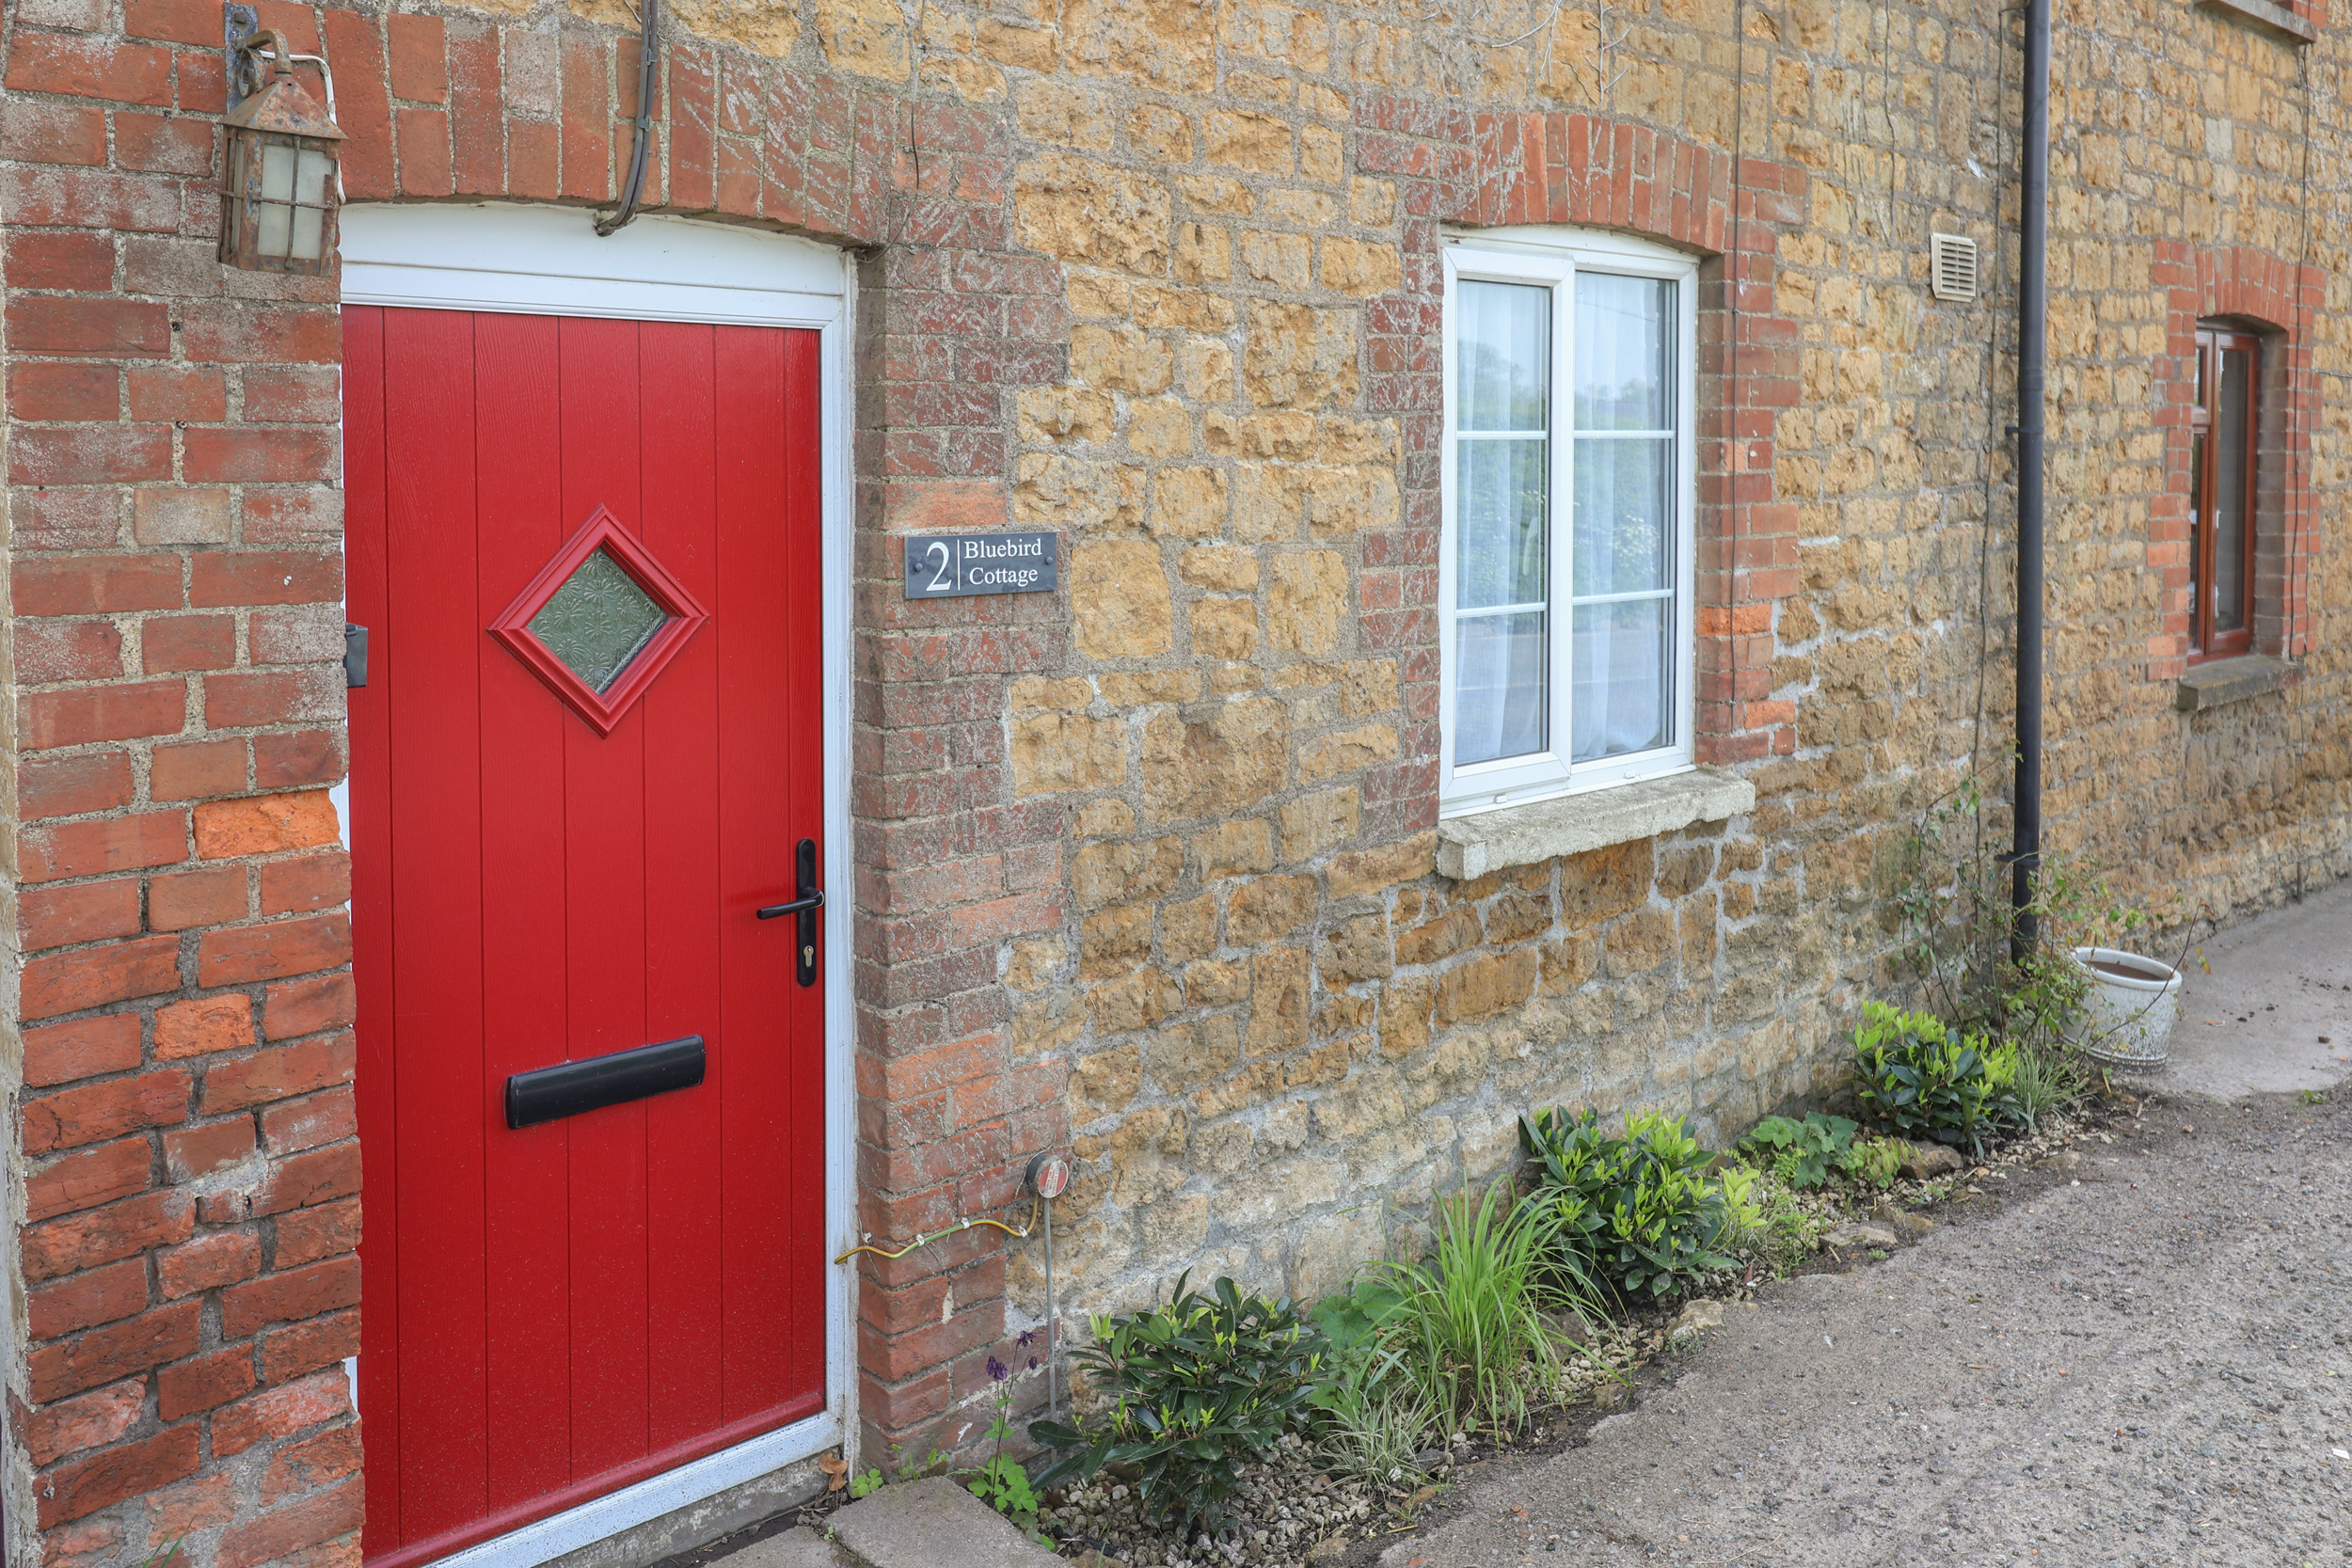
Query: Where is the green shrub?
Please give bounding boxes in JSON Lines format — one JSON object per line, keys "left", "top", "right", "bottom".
{"left": 1519, "top": 1107, "right": 1756, "bottom": 1303}
{"left": 1851, "top": 1001, "right": 2021, "bottom": 1156}
{"left": 1028, "top": 1275, "right": 1328, "bottom": 1530}
{"left": 1840, "top": 1133, "right": 1905, "bottom": 1189}
{"left": 1372, "top": 1183, "right": 1592, "bottom": 1437}
{"left": 1738, "top": 1112, "right": 1858, "bottom": 1188}
{"left": 1723, "top": 1166, "right": 1826, "bottom": 1277}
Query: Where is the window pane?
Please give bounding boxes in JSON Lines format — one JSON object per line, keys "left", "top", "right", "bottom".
{"left": 1574, "top": 273, "right": 1672, "bottom": 431}
{"left": 527, "top": 546, "right": 671, "bottom": 693}
{"left": 1457, "top": 281, "right": 1549, "bottom": 433}
{"left": 2214, "top": 348, "right": 2251, "bottom": 634}
{"left": 1455, "top": 611, "right": 1547, "bottom": 765}
{"left": 2188, "top": 428, "right": 2207, "bottom": 644}
{"left": 1572, "top": 436, "right": 1671, "bottom": 595}
{"left": 1571, "top": 598, "right": 1671, "bottom": 762}
{"left": 1457, "top": 437, "right": 1547, "bottom": 609}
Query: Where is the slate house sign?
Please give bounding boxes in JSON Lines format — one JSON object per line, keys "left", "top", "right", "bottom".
{"left": 903, "top": 531, "right": 1059, "bottom": 597}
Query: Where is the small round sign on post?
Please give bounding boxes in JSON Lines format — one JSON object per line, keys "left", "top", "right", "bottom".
{"left": 1025, "top": 1150, "right": 1073, "bottom": 1421}
{"left": 1025, "top": 1152, "right": 1071, "bottom": 1200}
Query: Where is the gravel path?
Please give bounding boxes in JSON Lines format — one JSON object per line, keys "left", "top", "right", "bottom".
{"left": 1387, "top": 1090, "right": 2352, "bottom": 1568}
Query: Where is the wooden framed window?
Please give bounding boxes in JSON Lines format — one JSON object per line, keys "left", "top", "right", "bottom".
{"left": 1438, "top": 230, "right": 1698, "bottom": 816}
{"left": 2187, "top": 324, "right": 2260, "bottom": 660}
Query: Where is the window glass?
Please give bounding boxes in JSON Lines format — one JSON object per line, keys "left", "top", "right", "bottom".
{"left": 1445, "top": 242, "right": 1691, "bottom": 808}
{"left": 1574, "top": 273, "right": 1672, "bottom": 431}
{"left": 2188, "top": 427, "right": 2207, "bottom": 639}
{"left": 1570, "top": 436, "right": 1671, "bottom": 596}
{"left": 528, "top": 546, "right": 671, "bottom": 692}
{"left": 1568, "top": 272, "right": 1675, "bottom": 762}
{"left": 2214, "top": 347, "right": 2251, "bottom": 636}
{"left": 1457, "top": 281, "right": 1549, "bottom": 431}
{"left": 1455, "top": 611, "right": 1548, "bottom": 765}
{"left": 1454, "top": 280, "right": 1552, "bottom": 764}
{"left": 1571, "top": 598, "right": 1672, "bottom": 761}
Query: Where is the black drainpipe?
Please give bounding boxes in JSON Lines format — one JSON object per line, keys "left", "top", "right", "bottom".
{"left": 2011, "top": 0, "right": 2051, "bottom": 959}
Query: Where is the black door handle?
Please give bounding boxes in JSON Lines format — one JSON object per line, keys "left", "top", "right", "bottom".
{"left": 756, "top": 838, "right": 822, "bottom": 987}
{"left": 755, "top": 892, "right": 823, "bottom": 918}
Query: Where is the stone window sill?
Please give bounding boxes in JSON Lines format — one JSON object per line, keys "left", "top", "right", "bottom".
{"left": 2175, "top": 654, "right": 2300, "bottom": 712}
{"left": 2198, "top": 0, "right": 2319, "bottom": 43}
{"left": 1436, "top": 767, "right": 1756, "bottom": 880}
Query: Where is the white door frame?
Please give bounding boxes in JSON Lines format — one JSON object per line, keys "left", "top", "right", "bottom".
{"left": 338, "top": 201, "right": 859, "bottom": 1568}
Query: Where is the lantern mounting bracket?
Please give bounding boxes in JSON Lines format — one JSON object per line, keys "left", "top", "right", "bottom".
{"left": 224, "top": 5, "right": 261, "bottom": 113}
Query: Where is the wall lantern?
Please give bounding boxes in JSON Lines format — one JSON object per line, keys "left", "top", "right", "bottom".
{"left": 217, "top": 31, "right": 344, "bottom": 275}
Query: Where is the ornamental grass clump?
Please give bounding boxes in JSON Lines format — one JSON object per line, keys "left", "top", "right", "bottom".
{"left": 1305, "top": 1278, "right": 1430, "bottom": 1488}
{"left": 2006, "top": 1040, "right": 2090, "bottom": 1131}
{"left": 1519, "top": 1107, "right": 1758, "bottom": 1303}
{"left": 1028, "top": 1274, "right": 1328, "bottom": 1532}
{"left": 1369, "top": 1182, "right": 1597, "bottom": 1439}
{"left": 1851, "top": 1000, "right": 2022, "bottom": 1157}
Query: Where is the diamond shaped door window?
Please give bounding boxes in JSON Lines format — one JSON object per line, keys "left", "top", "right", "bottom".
{"left": 530, "top": 547, "right": 667, "bottom": 692}
{"left": 489, "top": 506, "right": 709, "bottom": 736}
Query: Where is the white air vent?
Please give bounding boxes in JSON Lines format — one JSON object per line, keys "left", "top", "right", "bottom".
{"left": 1931, "top": 232, "right": 1979, "bottom": 302}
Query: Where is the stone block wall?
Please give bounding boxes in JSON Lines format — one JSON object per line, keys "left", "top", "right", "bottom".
{"left": 3, "top": 0, "right": 2350, "bottom": 1560}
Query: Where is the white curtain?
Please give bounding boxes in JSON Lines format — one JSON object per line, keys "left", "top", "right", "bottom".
{"left": 1456, "top": 614, "right": 1546, "bottom": 765}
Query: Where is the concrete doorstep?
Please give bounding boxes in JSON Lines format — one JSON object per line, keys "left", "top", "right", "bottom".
{"left": 717, "top": 1478, "right": 1063, "bottom": 1568}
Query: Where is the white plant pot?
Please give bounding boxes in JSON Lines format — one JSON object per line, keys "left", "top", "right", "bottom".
{"left": 2069, "top": 947, "right": 2183, "bottom": 1069}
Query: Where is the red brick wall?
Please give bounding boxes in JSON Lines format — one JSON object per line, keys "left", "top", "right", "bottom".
{"left": 4, "top": 0, "right": 367, "bottom": 1552}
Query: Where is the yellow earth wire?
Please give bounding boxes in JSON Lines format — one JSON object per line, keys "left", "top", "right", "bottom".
{"left": 833, "top": 1193, "right": 1041, "bottom": 1264}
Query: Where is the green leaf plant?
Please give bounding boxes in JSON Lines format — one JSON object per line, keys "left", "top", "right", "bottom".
{"left": 1519, "top": 1108, "right": 1758, "bottom": 1304}
{"left": 1851, "top": 1001, "right": 2022, "bottom": 1158}
{"left": 966, "top": 1345, "right": 1052, "bottom": 1544}
{"left": 1028, "top": 1275, "right": 1328, "bottom": 1533}
{"left": 1738, "top": 1113, "right": 1858, "bottom": 1189}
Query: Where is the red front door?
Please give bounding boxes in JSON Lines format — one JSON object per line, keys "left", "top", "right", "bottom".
{"left": 344, "top": 307, "right": 828, "bottom": 1567}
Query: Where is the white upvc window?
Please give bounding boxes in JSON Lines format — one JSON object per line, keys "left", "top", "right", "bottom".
{"left": 1439, "top": 229, "right": 1699, "bottom": 819}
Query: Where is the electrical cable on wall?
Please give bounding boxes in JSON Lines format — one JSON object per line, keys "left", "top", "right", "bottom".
{"left": 834, "top": 1154, "right": 1073, "bottom": 1418}
{"left": 833, "top": 1193, "right": 1041, "bottom": 1263}
{"left": 597, "top": 0, "right": 661, "bottom": 236}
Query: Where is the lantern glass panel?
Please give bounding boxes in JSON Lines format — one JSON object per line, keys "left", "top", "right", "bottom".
{"left": 261, "top": 141, "right": 296, "bottom": 200}
{"left": 295, "top": 148, "right": 332, "bottom": 205}
{"left": 256, "top": 199, "right": 293, "bottom": 257}
{"left": 220, "top": 116, "right": 339, "bottom": 276}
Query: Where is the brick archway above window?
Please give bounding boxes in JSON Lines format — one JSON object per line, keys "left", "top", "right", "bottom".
{"left": 1353, "top": 99, "right": 1810, "bottom": 788}
{"left": 2152, "top": 240, "right": 2326, "bottom": 674}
